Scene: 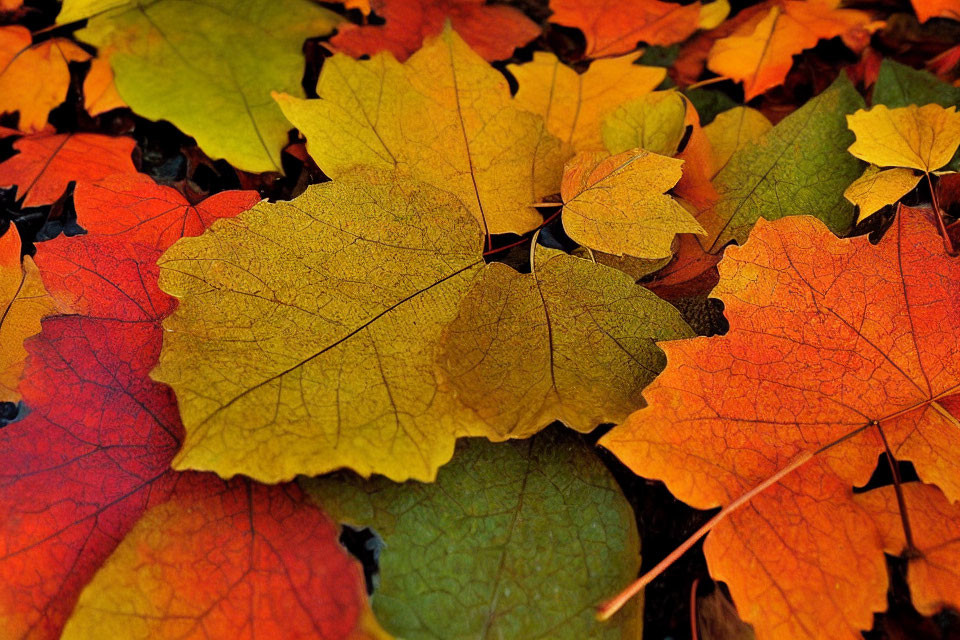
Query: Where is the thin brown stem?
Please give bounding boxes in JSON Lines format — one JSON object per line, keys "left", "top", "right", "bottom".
{"left": 873, "top": 421, "right": 920, "bottom": 557}
{"left": 690, "top": 578, "right": 700, "bottom": 640}
{"left": 924, "top": 173, "right": 957, "bottom": 256}
{"left": 483, "top": 210, "right": 561, "bottom": 257}
{"left": 686, "top": 76, "right": 729, "bottom": 91}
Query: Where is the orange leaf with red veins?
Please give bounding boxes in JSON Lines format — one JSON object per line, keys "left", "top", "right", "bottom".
{"left": 550, "top": 0, "right": 702, "bottom": 58}
{"left": 707, "top": 1, "right": 879, "bottom": 100}
{"left": 0, "top": 26, "right": 89, "bottom": 132}
{"left": 61, "top": 478, "right": 385, "bottom": 639}
{"left": 0, "top": 132, "right": 137, "bottom": 207}
{"left": 857, "top": 482, "right": 960, "bottom": 617}
{"left": 331, "top": 0, "right": 539, "bottom": 62}
{"left": 911, "top": 0, "right": 960, "bottom": 22}
{"left": 601, "top": 209, "right": 960, "bottom": 640}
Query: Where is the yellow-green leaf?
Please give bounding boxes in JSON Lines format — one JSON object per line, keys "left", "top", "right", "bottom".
{"left": 846, "top": 104, "right": 960, "bottom": 173}
{"left": 602, "top": 90, "right": 689, "bottom": 157}
{"left": 560, "top": 148, "right": 704, "bottom": 259}
{"left": 844, "top": 166, "right": 922, "bottom": 222}
{"left": 153, "top": 173, "right": 486, "bottom": 483}
{"left": 436, "top": 248, "right": 693, "bottom": 438}
{"left": 702, "top": 106, "right": 772, "bottom": 177}
{"left": 277, "top": 27, "right": 568, "bottom": 236}
{"left": 70, "top": 0, "right": 340, "bottom": 172}
{"left": 508, "top": 51, "right": 665, "bottom": 152}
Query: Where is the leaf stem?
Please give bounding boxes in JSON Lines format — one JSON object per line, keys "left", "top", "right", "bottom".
{"left": 873, "top": 421, "right": 920, "bottom": 557}
{"left": 482, "top": 209, "right": 561, "bottom": 257}
{"left": 685, "top": 76, "right": 730, "bottom": 91}
{"left": 690, "top": 578, "right": 700, "bottom": 640}
{"left": 924, "top": 173, "right": 957, "bottom": 256}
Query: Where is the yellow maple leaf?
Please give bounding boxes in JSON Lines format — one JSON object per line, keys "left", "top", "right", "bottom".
{"left": 436, "top": 248, "right": 694, "bottom": 439}
{"left": 508, "top": 51, "right": 665, "bottom": 152}
{"left": 844, "top": 166, "right": 922, "bottom": 222}
{"left": 847, "top": 104, "right": 960, "bottom": 173}
{"left": 0, "top": 226, "right": 57, "bottom": 402}
{"left": 602, "top": 90, "right": 689, "bottom": 157}
{"left": 561, "top": 149, "right": 705, "bottom": 259}
{"left": 0, "top": 26, "right": 89, "bottom": 132}
{"left": 277, "top": 27, "right": 568, "bottom": 236}
{"left": 153, "top": 173, "right": 487, "bottom": 483}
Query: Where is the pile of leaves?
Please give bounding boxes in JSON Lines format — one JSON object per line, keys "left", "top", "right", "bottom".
{"left": 1, "top": 0, "right": 959, "bottom": 638}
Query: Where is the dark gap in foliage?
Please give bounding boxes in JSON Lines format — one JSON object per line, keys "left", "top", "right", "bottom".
{"left": 339, "top": 525, "right": 383, "bottom": 596}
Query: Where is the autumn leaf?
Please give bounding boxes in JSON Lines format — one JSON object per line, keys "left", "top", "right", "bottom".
{"left": 844, "top": 165, "right": 922, "bottom": 222}
{"left": 436, "top": 248, "right": 693, "bottom": 438}
{"left": 706, "top": 0, "right": 879, "bottom": 100}
{"left": 61, "top": 478, "right": 386, "bottom": 640}
{"left": 331, "top": 0, "right": 539, "bottom": 62}
{"left": 601, "top": 90, "right": 689, "bottom": 158}
{"left": 549, "top": 0, "right": 702, "bottom": 58}
{"left": 910, "top": 0, "right": 960, "bottom": 22}
{"left": 601, "top": 209, "right": 960, "bottom": 639}
{"left": 277, "top": 26, "right": 567, "bottom": 236}
{"left": 697, "top": 74, "right": 864, "bottom": 252}
{"left": 0, "top": 225, "right": 55, "bottom": 401}
{"left": 153, "top": 174, "right": 488, "bottom": 483}
{"left": 83, "top": 57, "right": 126, "bottom": 117}
{"left": 0, "top": 132, "right": 137, "bottom": 207}
{"left": 65, "top": 0, "right": 340, "bottom": 172}
{"left": 701, "top": 106, "right": 772, "bottom": 177}
{"left": 560, "top": 148, "right": 705, "bottom": 258}
{"left": 0, "top": 26, "right": 89, "bottom": 132}
{"left": 304, "top": 428, "right": 642, "bottom": 639}
{"left": 872, "top": 59, "right": 960, "bottom": 110}
{"left": 508, "top": 51, "right": 666, "bottom": 152}
{"left": 846, "top": 104, "right": 960, "bottom": 173}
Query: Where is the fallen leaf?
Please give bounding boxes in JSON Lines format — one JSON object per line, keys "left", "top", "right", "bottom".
{"left": 872, "top": 59, "right": 960, "bottom": 110}
{"left": 83, "top": 57, "right": 126, "bottom": 117}
{"left": 343, "top": 0, "right": 371, "bottom": 15}
{"left": 61, "top": 478, "right": 386, "bottom": 640}
{"left": 702, "top": 106, "right": 772, "bottom": 177}
{"left": 698, "top": 74, "right": 864, "bottom": 252}
{"left": 707, "top": 1, "right": 878, "bottom": 101}
{"left": 436, "top": 248, "right": 693, "bottom": 438}
{"left": 304, "top": 428, "right": 643, "bottom": 639}
{"left": 843, "top": 165, "right": 922, "bottom": 222}
{"left": 911, "top": 0, "right": 960, "bottom": 22}
{"left": 0, "top": 226, "right": 55, "bottom": 401}
{"left": 0, "top": 0, "right": 23, "bottom": 12}
{"left": 509, "top": 51, "right": 666, "bottom": 151}
{"left": 331, "top": 0, "right": 539, "bottom": 62}
{"left": 847, "top": 104, "right": 960, "bottom": 173}
{"left": 560, "top": 148, "right": 704, "bottom": 258}
{"left": 277, "top": 27, "right": 567, "bottom": 236}
{"left": 641, "top": 233, "right": 723, "bottom": 300}
{"left": 153, "top": 174, "right": 487, "bottom": 483}
{"left": 857, "top": 482, "right": 960, "bottom": 617}
{"left": 0, "top": 132, "right": 137, "bottom": 207}
{"left": 699, "top": 0, "right": 731, "bottom": 30}
{"left": 549, "top": 0, "right": 702, "bottom": 58}
{"left": 602, "top": 90, "right": 689, "bottom": 157}
{"left": 67, "top": 0, "right": 340, "bottom": 172}
{"left": 601, "top": 210, "right": 960, "bottom": 639}
{"left": 0, "top": 26, "right": 90, "bottom": 132}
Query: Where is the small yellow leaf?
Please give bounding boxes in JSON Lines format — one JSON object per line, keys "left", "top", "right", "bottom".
{"left": 278, "top": 27, "right": 568, "bottom": 236}
{"left": 602, "top": 90, "right": 688, "bottom": 157}
{"left": 153, "top": 173, "right": 487, "bottom": 483}
{"left": 561, "top": 148, "right": 704, "bottom": 259}
{"left": 845, "top": 166, "right": 922, "bottom": 222}
{"left": 436, "top": 249, "right": 693, "bottom": 438}
{"left": 703, "top": 106, "right": 772, "bottom": 177}
{"left": 847, "top": 104, "right": 960, "bottom": 172}
{"left": 509, "top": 51, "right": 665, "bottom": 152}
{"left": 698, "top": 0, "right": 731, "bottom": 30}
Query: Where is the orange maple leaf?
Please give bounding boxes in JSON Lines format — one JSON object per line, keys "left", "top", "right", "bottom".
{"left": 331, "top": 0, "right": 539, "bottom": 62}
{"left": 706, "top": 0, "right": 880, "bottom": 100}
{"left": 549, "top": 0, "right": 702, "bottom": 58}
{"left": 911, "top": 0, "right": 960, "bottom": 22}
{"left": 0, "top": 132, "right": 137, "bottom": 207}
{"left": 602, "top": 208, "right": 960, "bottom": 639}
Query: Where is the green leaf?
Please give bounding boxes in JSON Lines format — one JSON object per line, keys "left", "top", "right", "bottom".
{"left": 303, "top": 428, "right": 643, "bottom": 640}
{"left": 71, "top": 0, "right": 340, "bottom": 172}
{"left": 699, "top": 74, "right": 865, "bottom": 252}
{"left": 873, "top": 59, "right": 960, "bottom": 110}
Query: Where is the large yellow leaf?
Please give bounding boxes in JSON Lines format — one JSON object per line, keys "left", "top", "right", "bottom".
{"left": 601, "top": 90, "right": 689, "bottom": 158}
{"left": 560, "top": 148, "right": 704, "bottom": 259}
{"left": 0, "top": 226, "right": 56, "bottom": 402}
{"left": 153, "top": 173, "right": 486, "bottom": 483}
{"left": 844, "top": 166, "right": 922, "bottom": 222}
{"left": 67, "top": 0, "right": 340, "bottom": 173}
{"left": 276, "top": 27, "right": 568, "bottom": 236}
{"left": 846, "top": 104, "right": 960, "bottom": 173}
{"left": 436, "top": 248, "right": 693, "bottom": 438}
{"left": 508, "top": 51, "right": 665, "bottom": 152}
